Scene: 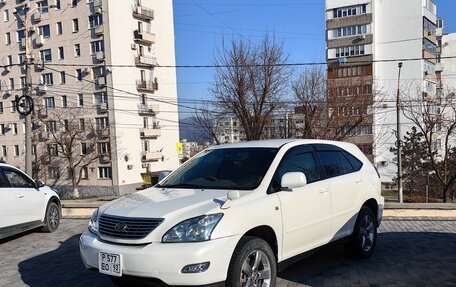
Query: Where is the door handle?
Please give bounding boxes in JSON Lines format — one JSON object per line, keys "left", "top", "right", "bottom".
{"left": 355, "top": 179, "right": 363, "bottom": 183}
{"left": 17, "top": 194, "right": 24, "bottom": 199}
{"left": 319, "top": 188, "right": 329, "bottom": 194}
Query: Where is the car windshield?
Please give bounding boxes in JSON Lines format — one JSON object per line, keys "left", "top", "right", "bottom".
{"left": 158, "top": 148, "right": 278, "bottom": 190}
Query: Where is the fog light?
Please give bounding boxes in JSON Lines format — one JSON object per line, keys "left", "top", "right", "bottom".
{"left": 181, "top": 262, "right": 210, "bottom": 273}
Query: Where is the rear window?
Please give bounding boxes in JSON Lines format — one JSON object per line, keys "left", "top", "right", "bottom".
{"left": 341, "top": 150, "right": 363, "bottom": 171}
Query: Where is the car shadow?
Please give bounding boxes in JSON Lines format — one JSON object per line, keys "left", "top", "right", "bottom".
{"left": 279, "top": 231, "right": 456, "bottom": 286}
{"left": 18, "top": 234, "right": 115, "bottom": 287}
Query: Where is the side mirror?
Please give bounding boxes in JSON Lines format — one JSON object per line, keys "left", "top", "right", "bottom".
{"left": 158, "top": 171, "right": 171, "bottom": 182}
{"left": 35, "top": 180, "right": 45, "bottom": 189}
{"left": 281, "top": 172, "right": 307, "bottom": 191}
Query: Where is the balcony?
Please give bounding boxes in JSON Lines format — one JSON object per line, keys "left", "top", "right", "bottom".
{"left": 96, "top": 76, "right": 106, "bottom": 88}
{"left": 37, "top": 84, "right": 47, "bottom": 94}
{"left": 136, "top": 80, "right": 158, "bottom": 93}
{"left": 138, "top": 104, "right": 159, "bottom": 115}
{"left": 97, "top": 102, "right": 108, "bottom": 113}
{"left": 94, "top": 25, "right": 104, "bottom": 36}
{"left": 99, "top": 154, "right": 111, "bottom": 164}
{"left": 132, "top": 4, "right": 154, "bottom": 21}
{"left": 96, "top": 128, "right": 110, "bottom": 138}
{"left": 134, "top": 55, "right": 157, "bottom": 68}
{"left": 133, "top": 30, "right": 155, "bottom": 45}
{"left": 140, "top": 127, "right": 161, "bottom": 138}
{"left": 141, "top": 151, "right": 162, "bottom": 162}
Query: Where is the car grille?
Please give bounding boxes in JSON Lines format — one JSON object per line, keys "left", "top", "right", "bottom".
{"left": 98, "top": 214, "right": 164, "bottom": 240}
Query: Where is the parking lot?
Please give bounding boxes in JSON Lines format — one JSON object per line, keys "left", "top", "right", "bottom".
{"left": 0, "top": 218, "right": 455, "bottom": 287}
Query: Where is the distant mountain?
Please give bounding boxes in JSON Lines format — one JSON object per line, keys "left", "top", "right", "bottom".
{"left": 179, "top": 116, "right": 212, "bottom": 143}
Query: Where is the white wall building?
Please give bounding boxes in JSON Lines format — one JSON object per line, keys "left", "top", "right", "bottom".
{"left": 325, "top": 0, "right": 442, "bottom": 184}
{"left": 0, "top": 0, "right": 179, "bottom": 196}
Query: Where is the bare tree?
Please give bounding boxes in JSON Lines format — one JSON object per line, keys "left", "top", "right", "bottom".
{"left": 211, "top": 35, "right": 290, "bottom": 141}
{"left": 402, "top": 84, "right": 456, "bottom": 202}
{"left": 292, "top": 66, "right": 379, "bottom": 141}
{"left": 33, "top": 106, "right": 105, "bottom": 198}
{"left": 192, "top": 102, "right": 222, "bottom": 145}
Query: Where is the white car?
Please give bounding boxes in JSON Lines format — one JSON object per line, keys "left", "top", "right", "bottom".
{"left": 80, "top": 139, "right": 384, "bottom": 286}
{"left": 0, "top": 162, "right": 61, "bottom": 239}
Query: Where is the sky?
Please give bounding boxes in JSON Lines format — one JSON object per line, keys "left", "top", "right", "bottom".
{"left": 172, "top": 0, "right": 456, "bottom": 119}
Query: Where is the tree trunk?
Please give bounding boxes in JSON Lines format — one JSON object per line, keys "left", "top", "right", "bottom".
{"left": 72, "top": 175, "right": 79, "bottom": 198}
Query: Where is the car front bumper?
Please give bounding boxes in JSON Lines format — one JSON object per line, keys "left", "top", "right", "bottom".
{"left": 79, "top": 230, "right": 241, "bottom": 286}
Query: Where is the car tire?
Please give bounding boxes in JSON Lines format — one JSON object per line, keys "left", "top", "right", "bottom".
{"left": 349, "top": 206, "right": 377, "bottom": 259}
{"left": 226, "top": 236, "right": 277, "bottom": 287}
{"left": 42, "top": 201, "right": 60, "bottom": 233}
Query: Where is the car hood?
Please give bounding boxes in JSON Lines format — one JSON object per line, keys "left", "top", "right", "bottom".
{"left": 100, "top": 187, "right": 232, "bottom": 219}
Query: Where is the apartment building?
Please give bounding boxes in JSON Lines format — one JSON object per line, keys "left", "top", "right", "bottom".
{"left": 0, "top": 0, "right": 179, "bottom": 196}
{"left": 325, "top": 0, "right": 442, "bottom": 183}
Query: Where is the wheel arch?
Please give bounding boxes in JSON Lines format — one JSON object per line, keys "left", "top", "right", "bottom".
{"left": 362, "top": 198, "right": 378, "bottom": 225}
{"left": 241, "top": 225, "right": 279, "bottom": 262}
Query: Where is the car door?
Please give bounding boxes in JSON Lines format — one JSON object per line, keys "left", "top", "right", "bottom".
{"left": 314, "top": 144, "right": 364, "bottom": 241}
{"left": 2, "top": 167, "right": 45, "bottom": 224}
{"left": 273, "top": 145, "right": 332, "bottom": 259}
{"left": 0, "top": 169, "right": 21, "bottom": 229}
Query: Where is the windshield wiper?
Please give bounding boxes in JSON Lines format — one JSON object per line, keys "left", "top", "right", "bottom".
{"left": 159, "top": 183, "right": 205, "bottom": 189}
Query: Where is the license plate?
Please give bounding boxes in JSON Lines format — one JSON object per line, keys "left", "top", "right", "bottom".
{"left": 99, "top": 252, "right": 122, "bottom": 277}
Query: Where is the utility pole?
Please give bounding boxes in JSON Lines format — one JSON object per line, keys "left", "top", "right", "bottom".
{"left": 396, "top": 62, "right": 403, "bottom": 203}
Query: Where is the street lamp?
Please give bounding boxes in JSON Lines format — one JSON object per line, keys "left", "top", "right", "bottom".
{"left": 396, "top": 62, "right": 403, "bottom": 203}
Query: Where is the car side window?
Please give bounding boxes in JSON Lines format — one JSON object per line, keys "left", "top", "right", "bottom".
{"left": 342, "top": 150, "right": 363, "bottom": 171}
{"left": 2, "top": 168, "right": 35, "bottom": 188}
{"left": 0, "top": 171, "right": 8, "bottom": 188}
{"left": 270, "top": 146, "right": 320, "bottom": 192}
{"left": 317, "top": 151, "right": 346, "bottom": 178}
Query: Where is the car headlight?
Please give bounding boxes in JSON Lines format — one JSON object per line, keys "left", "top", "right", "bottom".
{"left": 162, "top": 213, "right": 223, "bottom": 243}
{"left": 88, "top": 209, "right": 100, "bottom": 235}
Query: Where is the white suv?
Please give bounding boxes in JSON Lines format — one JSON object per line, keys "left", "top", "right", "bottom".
{"left": 80, "top": 139, "right": 383, "bottom": 286}
{"left": 0, "top": 163, "right": 61, "bottom": 239}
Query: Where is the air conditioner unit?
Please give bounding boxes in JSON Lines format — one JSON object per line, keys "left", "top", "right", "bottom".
{"left": 141, "top": 163, "right": 149, "bottom": 168}
{"left": 33, "top": 11, "right": 42, "bottom": 22}
{"left": 95, "top": 7, "right": 102, "bottom": 14}
{"left": 35, "top": 60, "right": 44, "bottom": 70}
{"left": 29, "top": 26, "right": 37, "bottom": 33}
{"left": 96, "top": 76, "right": 106, "bottom": 87}
{"left": 96, "top": 51, "right": 105, "bottom": 61}
{"left": 131, "top": 43, "right": 137, "bottom": 50}
{"left": 35, "top": 35, "right": 44, "bottom": 46}
{"left": 359, "top": 34, "right": 366, "bottom": 40}
{"left": 4, "top": 66, "right": 11, "bottom": 72}
{"left": 83, "top": 67, "right": 90, "bottom": 73}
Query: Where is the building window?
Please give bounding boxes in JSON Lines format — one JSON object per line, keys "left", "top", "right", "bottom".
{"left": 40, "top": 49, "right": 52, "bottom": 62}
{"left": 76, "top": 69, "right": 83, "bottom": 81}
{"left": 81, "top": 167, "right": 89, "bottom": 179}
{"left": 18, "top": 53, "right": 25, "bottom": 65}
{"left": 56, "top": 22, "right": 63, "bottom": 35}
{"left": 78, "top": 94, "right": 84, "bottom": 107}
{"left": 71, "top": 0, "right": 78, "bottom": 7}
{"left": 46, "top": 121, "right": 58, "bottom": 133}
{"left": 94, "top": 92, "right": 107, "bottom": 104}
{"left": 98, "top": 142, "right": 110, "bottom": 154}
{"left": 58, "top": 47, "right": 64, "bottom": 60}
{"left": 90, "top": 40, "right": 104, "bottom": 54}
{"left": 96, "top": 117, "right": 109, "bottom": 129}
{"left": 11, "top": 101, "right": 17, "bottom": 113}
{"left": 37, "top": 1, "right": 49, "bottom": 13}
{"left": 61, "top": 95, "right": 67, "bottom": 107}
{"left": 6, "top": 55, "right": 12, "bottom": 66}
{"left": 60, "top": 71, "right": 66, "bottom": 84}
{"left": 423, "top": 38, "right": 437, "bottom": 54}
{"left": 3, "top": 10, "right": 9, "bottom": 22}
{"left": 89, "top": 14, "right": 103, "bottom": 29}
{"left": 81, "top": 142, "right": 88, "bottom": 155}
{"left": 14, "top": 145, "right": 19, "bottom": 157}
{"left": 41, "top": 73, "right": 54, "bottom": 85}
{"left": 74, "top": 44, "right": 81, "bottom": 57}
{"left": 72, "top": 19, "right": 79, "bottom": 33}
{"left": 5, "top": 32, "right": 11, "bottom": 45}
{"left": 0, "top": 124, "right": 5, "bottom": 135}
{"left": 98, "top": 167, "right": 112, "bottom": 179}
{"left": 1, "top": 146, "right": 7, "bottom": 157}
{"left": 48, "top": 167, "right": 60, "bottom": 179}
{"left": 79, "top": 118, "right": 85, "bottom": 130}
{"left": 333, "top": 4, "right": 367, "bottom": 19}
{"left": 8, "top": 78, "right": 14, "bottom": 90}
{"left": 45, "top": 97, "right": 55, "bottom": 109}
{"left": 12, "top": 123, "right": 18, "bottom": 135}
{"left": 55, "top": 0, "right": 61, "bottom": 10}
{"left": 17, "top": 30, "right": 25, "bottom": 43}
{"left": 0, "top": 102, "right": 3, "bottom": 114}
{"left": 92, "top": 66, "right": 105, "bottom": 79}
{"left": 39, "top": 24, "right": 51, "bottom": 38}
{"left": 334, "top": 45, "right": 366, "bottom": 58}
